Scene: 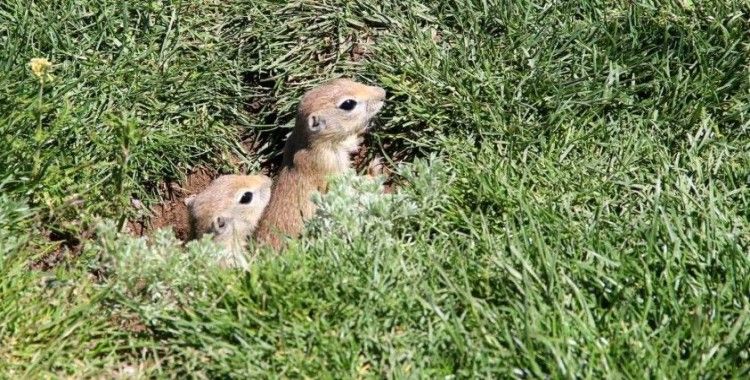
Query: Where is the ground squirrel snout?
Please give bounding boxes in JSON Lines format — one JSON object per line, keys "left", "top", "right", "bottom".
{"left": 185, "top": 174, "right": 272, "bottom": 252}
{"left": 256, "top": 78, "right": 387, "bottom": 250}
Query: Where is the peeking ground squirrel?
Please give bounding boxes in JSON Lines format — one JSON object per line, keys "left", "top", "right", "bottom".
{"left": 185, "top": 174, "right": 272, "bottom": 267}
{"left": 255, "top": 78, "right": 386, "bottom": 250}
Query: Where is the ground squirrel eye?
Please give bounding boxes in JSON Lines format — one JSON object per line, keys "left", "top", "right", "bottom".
{"left": 338, "top": 99, "right": 357, "bottom": 111}
{"left": 239, "top": 191, "right": 253, "bottom": 204}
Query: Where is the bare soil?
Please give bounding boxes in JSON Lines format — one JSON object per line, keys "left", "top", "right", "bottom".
{"left": 31, "top": 229, "right": 89, "bottom": 271}
{"left": 127, "top": 167, "right": 216, "bottom": 241}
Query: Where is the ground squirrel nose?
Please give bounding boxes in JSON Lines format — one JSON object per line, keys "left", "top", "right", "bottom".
{"left": 375, "top": 87, "right": 386, "bottom": 100}
{"left": 215, "top": 216, "right": 228, "bottom": 230}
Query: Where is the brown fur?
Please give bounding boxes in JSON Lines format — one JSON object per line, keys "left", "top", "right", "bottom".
{"left": 186, "top": 174, "right": 272, "bottom": 267}
{"left": 255, "top": 78, "right": 386, "bottom": 250}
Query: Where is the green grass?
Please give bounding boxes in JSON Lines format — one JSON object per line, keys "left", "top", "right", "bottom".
{"left": 1, "top": 0, "right": 750, "bottom": 377}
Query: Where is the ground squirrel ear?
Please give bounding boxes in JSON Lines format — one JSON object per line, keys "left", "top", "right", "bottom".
{"left": 184, "top": 194, "right": 196, "bottom": 207}
{"left": 307, "top": 114, "right": 325, "bottom": 132}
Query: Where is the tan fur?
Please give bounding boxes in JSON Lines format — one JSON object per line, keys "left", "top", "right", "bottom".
{"left": 255, "top": 78, "right": 386, "bottom": 250}
{"left": 186, "top": 174, "right": 272, "bottom": 267}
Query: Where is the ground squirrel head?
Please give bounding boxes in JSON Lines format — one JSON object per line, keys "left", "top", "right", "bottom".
{"left": 185, "top": 174, "right": 272, "bottom": 248}
{"left": 295, "top": 78, "right": 386, "bottom": 147}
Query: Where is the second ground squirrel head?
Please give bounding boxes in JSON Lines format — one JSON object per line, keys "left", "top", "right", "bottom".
{"left": 185, "top": 174, "right": 272, "bottom": 248}
{"left": 295, "top": 78, "right": 386, "bottom": 149}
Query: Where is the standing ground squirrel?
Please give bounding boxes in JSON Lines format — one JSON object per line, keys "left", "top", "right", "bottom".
{"left": 185, "top": 174, "right": 272, "bottom": 267}
{"left": 255, "top": 78, "right": 386, "bottom": 250}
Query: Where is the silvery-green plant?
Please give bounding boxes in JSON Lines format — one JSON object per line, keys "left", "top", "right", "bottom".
{"left": 92, "top": 222, "right": 228, "bottom": 312}
{"left": 305, "top": 169, "right": 418, "bottom": 247}
{"left": 299, "top": 155, "right": 456, "bottom": 258}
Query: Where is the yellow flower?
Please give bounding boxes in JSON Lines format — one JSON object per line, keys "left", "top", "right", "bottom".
{"left": 29, "top": 57, "right": 53, "bottom": 82}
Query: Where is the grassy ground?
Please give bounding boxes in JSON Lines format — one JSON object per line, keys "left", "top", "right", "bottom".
{"left": 1, "top": 0, "right": 750, "bottom": 377}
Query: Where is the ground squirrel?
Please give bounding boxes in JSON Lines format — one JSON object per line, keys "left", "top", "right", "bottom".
{"left": 255, "top": 78, "right": 386, "bottom": 249}
{"left": 185, "top": 174, "right": 272, "bottom": 267}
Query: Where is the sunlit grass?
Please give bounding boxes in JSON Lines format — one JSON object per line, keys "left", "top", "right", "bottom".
{"left": 1, "top": 0, "right": 749, "bottom": 377}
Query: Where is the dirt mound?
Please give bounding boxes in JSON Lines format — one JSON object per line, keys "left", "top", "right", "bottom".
{"left": 128, "top": 168, "right": 216, "bottom": 241}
